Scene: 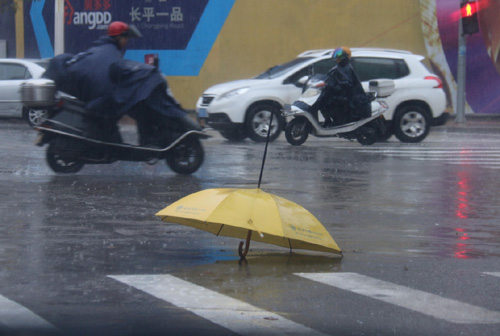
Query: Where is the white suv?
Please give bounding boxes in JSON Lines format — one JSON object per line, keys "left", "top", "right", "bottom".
{"left": 196, "top": 48, "right": 448, "bottom": 143}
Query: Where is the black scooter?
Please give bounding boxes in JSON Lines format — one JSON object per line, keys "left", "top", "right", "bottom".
{"left": 34, "top": 96, "right": 208, "bottom": 175}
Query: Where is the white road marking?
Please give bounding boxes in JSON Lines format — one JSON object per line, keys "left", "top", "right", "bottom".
{"left": 380, "top": 153, "right": 500, "bottom": 157}
{"left": 413, "top": 158, "right": 500, "bottom": 162}
{"left": 447, "top": 161, "right": 500, "bottom": 165}
{"left": 484, "top": 272, "right": 500, "bottom": 278}
{"left": 109, "top": 274, "right": 328, "bottom": 336}
{"left": 0, "top": 294, "right": 58, "bottom": 331}
{"left": 358, "top": 149, "right": 500, "bottom": 154}
{"left": 353, "top": 147, "right": 500, "bottom": 168}
{"left": 295, "top": 272, "right": 500, "bottom": 324}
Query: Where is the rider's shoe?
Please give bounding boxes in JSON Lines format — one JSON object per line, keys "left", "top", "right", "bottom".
{"left": 140, "top": 136, "right": 162, "bottom": 149}
{"left": 145, "top": 143, "right": 161, "bottom": 149}
{"left": 180, "top": 115, "right": 203, "bottom": 131}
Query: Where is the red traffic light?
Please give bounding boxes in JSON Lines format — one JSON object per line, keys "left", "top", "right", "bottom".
{"left": 460, "top": 0, "right": 479, "bottom": 35}
{"left": 461, "top": 1, "right": 477, "bottom": 18}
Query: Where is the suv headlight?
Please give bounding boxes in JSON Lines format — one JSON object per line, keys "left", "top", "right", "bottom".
{"left": 218, "top": 87, "right": 250, "bottom": 100}
{"left": 302, "top": 88, "right": 321, "bottom": 98}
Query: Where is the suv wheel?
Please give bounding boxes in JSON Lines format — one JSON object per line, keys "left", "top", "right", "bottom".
{"left": 393, "top": 104, "right": 430, "bottom": 143}
{"left": 245, "top": 103, "right": 283, "bottom": 142}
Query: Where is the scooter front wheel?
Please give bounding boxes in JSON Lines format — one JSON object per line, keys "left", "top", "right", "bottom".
{"left": 356, "top": 125, "right": 378, "bottom": 146}
{"left": 285, "top": 118, "right": 309, "bottom": 146}
{"left": 166, "top": 137, "right": 204, "bottom": 175}
{"left": 46, "top": 143, "right": 84, "bottom": 174}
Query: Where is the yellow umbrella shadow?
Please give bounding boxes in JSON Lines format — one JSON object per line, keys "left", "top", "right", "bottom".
{"left": 177, "top": 252, "right": 341, "bottom": 277}
{"left": 170, "top": 253, "right": 342, "bottom": 306}
{"left": 218, "top": 252, "right": 342, "bottom": 274}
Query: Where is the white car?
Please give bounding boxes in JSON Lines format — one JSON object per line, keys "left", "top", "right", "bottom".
{"left": 196, "top": 48, "right": 448, "bottom": 143}
{"left": 0, "top": 58, "right": 50, "bottom": 126}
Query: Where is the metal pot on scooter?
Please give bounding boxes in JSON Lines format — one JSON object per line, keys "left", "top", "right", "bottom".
{"left": 20, "top": 79, "right": 57, "bottom": 107}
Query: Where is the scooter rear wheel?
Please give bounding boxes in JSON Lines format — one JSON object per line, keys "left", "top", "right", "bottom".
{"left": 46, "top": 143, "right": 84, "bottom": 174}
{"left": 285, "top": 118, "right": 309, "bottom": 146}
{"left": 166, "top": 137, "right": 204, "bottom": 175}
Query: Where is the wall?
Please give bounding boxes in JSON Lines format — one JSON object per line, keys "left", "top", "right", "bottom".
{"left": 170, "top": 0, "right": 427, "bottom": 109}
{"left": 14, "top": 0, "right": 494, "bottom": 113}
{"left": 7, "top": 0, "right": 499, "bottom": 114}
{"left": 4, "top": 0, "right": 429, "bottom": 109}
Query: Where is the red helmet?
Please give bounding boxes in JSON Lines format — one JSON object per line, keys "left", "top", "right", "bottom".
{"left": 108, "top": 21, "right": 142, "bottom": 38}
{"left": 108, "top": 21, "right": 128, "bottom": 36}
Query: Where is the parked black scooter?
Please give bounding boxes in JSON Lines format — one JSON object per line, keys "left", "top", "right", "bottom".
{"left": 34, "top": 95, "right": 208, "bottom": 175}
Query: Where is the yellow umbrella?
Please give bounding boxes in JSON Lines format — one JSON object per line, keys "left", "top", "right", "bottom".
{"left": 156, "top": 188, "right": 342, "bottom": 258}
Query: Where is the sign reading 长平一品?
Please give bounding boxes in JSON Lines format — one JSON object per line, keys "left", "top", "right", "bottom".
{"left": 24, "top": 0, "right": 234, "bottom": 75}
{"left": 63, "top": 0, "right": 208, "bottom": 52}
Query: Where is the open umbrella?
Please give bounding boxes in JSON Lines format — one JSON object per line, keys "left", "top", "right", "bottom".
{"left": 156, "top": 188, "right": 341, "bottom": 257}
{"left": 156, "top": 117, "right": 341, "bottom": 258}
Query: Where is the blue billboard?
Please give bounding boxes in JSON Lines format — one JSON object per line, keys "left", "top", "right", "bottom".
{"left": 25, "top": 0, "right": 235, "bottom": 76}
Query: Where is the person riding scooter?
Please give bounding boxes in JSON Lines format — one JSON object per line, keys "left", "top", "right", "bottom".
{"left": 309, "top": 46, "right": 371, "bottom": 127}
{"left": 43, "top": 21, "right": 201, "bottom": 147}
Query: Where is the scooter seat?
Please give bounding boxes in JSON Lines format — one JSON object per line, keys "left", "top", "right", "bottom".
{"left": 60, "top": 96, "right": 87, "bottom": 115}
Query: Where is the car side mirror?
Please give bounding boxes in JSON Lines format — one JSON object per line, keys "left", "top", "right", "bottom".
{"left": 292, "top": 75, "right": 309, "bottom": 88}
{"left": 297, "top": 75, "right": 309, "bottom": 85}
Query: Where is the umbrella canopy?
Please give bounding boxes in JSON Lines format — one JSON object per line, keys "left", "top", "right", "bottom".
{"left": 156, "top": 188, "right": 341, "bottom": 257}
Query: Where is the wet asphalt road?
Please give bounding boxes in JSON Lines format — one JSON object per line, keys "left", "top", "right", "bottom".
{"left": 0, "top": 118, "right": 499, "bottom": 335}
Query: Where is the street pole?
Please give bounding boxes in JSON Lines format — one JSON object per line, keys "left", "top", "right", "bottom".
{"left": 456, "top": 3, "right": 467, "bottom": 123}
{"left": 54, "top": 0, "right": 65, "bottom": 55}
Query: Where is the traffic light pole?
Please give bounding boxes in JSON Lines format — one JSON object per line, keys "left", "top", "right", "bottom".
{"left": 456, "top": 14, "right": 467, "bottom": 123}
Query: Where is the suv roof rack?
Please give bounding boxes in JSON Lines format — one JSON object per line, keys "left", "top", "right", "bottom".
{"left": 350, "top": 48, "right": 413, "bottom": 55}
{"left": 297, "top": 49, "right": 335, "bottom": 57}
{"left": 298, "top": 48, "right": 414, "bottom": 58}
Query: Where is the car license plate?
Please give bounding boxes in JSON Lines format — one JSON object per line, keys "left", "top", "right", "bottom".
{"left": 197, "top": 108, "right": 208, "bottom": 118}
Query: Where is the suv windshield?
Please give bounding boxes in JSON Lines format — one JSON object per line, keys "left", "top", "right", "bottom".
{"left": 254, "top": 57, "right": 313, "bottom": 79}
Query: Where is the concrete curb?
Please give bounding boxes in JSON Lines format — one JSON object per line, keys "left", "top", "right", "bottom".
{"left": 433, "top": 114, "right": 500, "bottom": 133}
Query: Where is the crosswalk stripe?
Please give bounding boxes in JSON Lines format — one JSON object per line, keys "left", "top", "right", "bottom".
{"left": 414, "top": 158, "right": 500, "bottom": 162}
{"left": 371, "top": 153, "right": 500, "bottom": 157}
{"left": 358, "top": 149, "right": 500, "bottom": 154}
{"left": 109, "top": 274, "right": 328, "bottom": 336}
{"left": 360, "top": 151, "right": 500, "bottom": 155}
{"left": 447, "top": 160, "right": 500, "bottom": 164}
{"left": 0, "top": 294, "right": 58, "bottom": 331}
{"left": 352, "top": 147, "right": 500, "bottom": 168}
{"left": 484, "top": 272, "right": 500, "bottom": 278}
{"left": 294, "top": 272, "right": 500, "bottom": 324}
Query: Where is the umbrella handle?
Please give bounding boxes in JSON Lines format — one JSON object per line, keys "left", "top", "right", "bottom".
{"left": 238, "top": 230, "right": 252, "bottom": 259}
